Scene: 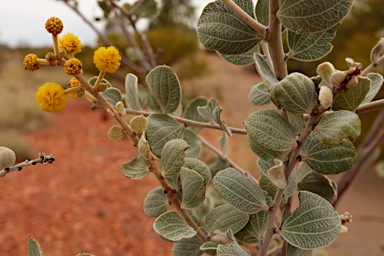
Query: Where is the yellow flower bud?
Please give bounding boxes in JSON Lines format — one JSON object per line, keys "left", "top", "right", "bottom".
{"left": 64, "top": 58, "right": 82, "bottom": 75}
{"left": 45, "top": 17, "right": 63, "bottom": 36}
{"left": 23, "top": 54, "right": 39, "bottom": 71}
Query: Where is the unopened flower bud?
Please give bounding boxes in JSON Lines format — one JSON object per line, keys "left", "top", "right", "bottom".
{"left": 330, "top": 71, "right": 347, "bottom": 87}
{"left": 138, "top": 135, "right": 150, "bottom": 160}
{"left": 347, "top": 75, "right": 358, "bottom": 87}
{"left": 107, "top": 125, "right": 124, "bottom": 141}
{"left": 98, "top": 83, "right": 108, "bottom": 92}
{"left": 115, "top": 101, "right": 126, "bottom": 115}
{"left": 0, "top": 147, "right": 16, "bottom": 170}
{"left": 339, "top": 225, "right": 349, "bottom": 234}
{"left": 319, "top": 86, "right": 333, "bottom": 109}
{"left": 130, "top": 115, "right": 148, "bottom": 134}
{"left": 64, "top": 58, "right": 82, "bottom": 75}
{"left": 316, "top": 62, "right": 335, "bottom": 83}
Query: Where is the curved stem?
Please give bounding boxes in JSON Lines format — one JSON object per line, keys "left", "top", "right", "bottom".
{"left": 361, "top": 54, "right": 384, "bottom": 76}
{"left": 197, "top": 134, "right": 248, "bottom": 175}
{"left": 124, "top": 108, "right": 247, "bottom": 134}
{"left": 356, "top": 99, "right": 384, "bottom": 115}
{"left": 221, "top": 0, "right": 267, "bottom": 38}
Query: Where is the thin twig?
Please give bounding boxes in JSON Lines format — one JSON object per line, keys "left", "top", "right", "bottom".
{"left": 61, "top": 1, "right": 146, "bottom": 74}
{"left": 361, "top": 54, "right": 384, "bottom": 76}
{"left": 356, "top": 99, "right": 384, "bottom": 115}
{"left": 124, "top": 108, "right": 247, "bottom": 134}
{"left": 260, "top": 41, "right": 274, "bottom": 72}
{"left": 0, "top": 152, "right": 55, "bottom": 178}
{"left": 221, "top": 0, "right": 267, "bottom": 38}
{"left": 197, "top": 135, "right": 247, "bottom": 175}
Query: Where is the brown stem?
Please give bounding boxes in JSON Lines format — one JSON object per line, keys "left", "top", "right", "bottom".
{"left": 361, "top": 54, "right": 384, "bottom": 76}
{"left": 259, "top": 108, "right": 325, "bottom": 256}
{"left": 356, "top": 99, "right": 384, "bottom": 115}
{"left": 197, "top": 135, "right": 248, "bottom": 175}
{"left": 221, "top": 0, "right": 267, "bottom": 38}
{"left": 266, "top": 0, "right": 287, "bottom": 80}
{"left": 124, "top": 108, "right": 247, "bottom": 134}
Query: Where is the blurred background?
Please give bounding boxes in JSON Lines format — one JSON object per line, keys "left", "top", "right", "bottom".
{"left": 0, "top": 0, "right": 383, "bottom": 255}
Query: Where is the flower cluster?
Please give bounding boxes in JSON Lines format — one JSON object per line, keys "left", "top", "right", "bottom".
{"left": 23, "top": 54, "right": 39, "bottom": 71}
{"left": 35, "top": 82, "right": 67, "bottom": 112}
{"left": 93, "top": 46, "right": 122, "bottom": 73}
{"left": 64, "top": 58, "right": 82, "bottom": 75}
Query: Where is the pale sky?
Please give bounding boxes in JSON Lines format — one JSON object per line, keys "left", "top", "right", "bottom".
{"left": 0, "top": 0, "right": 211, "bottom": 47}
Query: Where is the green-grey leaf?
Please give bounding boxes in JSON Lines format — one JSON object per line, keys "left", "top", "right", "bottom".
{"left": 287, "top": 112, "right": 305, "bottom": 135}
{"left": 134, "top": 0, "right": 158, "bottom": 19}
{"left": 200, "top": 242, "right": 218, "bottom": 256}
{"left": 153, "top": 211, "right": 196, "bottom": 242}
{"left": 333, "top": 76, "right": 371, "bottom": 111}
{"left": 219, "top": 132, "right": 228, "bottom": 155}
{"left": 197, "top": 98, "right": 219, "bottom": 122}
{"left": 302, "top": 133, "right": 357, "bottom": 175}
{"left": 183, "top": 158, "right": 212, "bottom": 185}
{"left": 288, "top": 25, "right": 338, "bottom": 61}
{"left": 144, "top": 186, "right": 168, "bottom": 217}
{"left": 197, "top": 0, "right": 260, "bottom": 55}
{"left": 255, "top": 0, "right": 269, "bottom": 26}
{"left": 259, "top": 170, "right": 297, "bottom": 200}
{"left": 161, "top": 139, "right": 189, "bottom": 177}
{"left": 213, "top": 168, "right": 267, "bottom": 213}
{"left": 298, "top": 169, "right": 338, "bottom": 203}
{"left": 362, "top": 73, "right": 383, "bottom": 104}
{"left": 213, "top": 106, "right": 232, "bottom": 136}
{"left": 101, "top": 87, "right": 122, "bottom": 107}
{"left": 180, "top": 167, "right": 206, "bottom": 209}
{"left": 146, "top": 65, "right": 181, "bottom": 113}
{"left": 244, "top": 110, "right": 296, "bottom": 151}
{"left": 184, "top": 97, "right": 209, "bottom": 131}
{"left": 370, "top": 38, "right": 384, "bottom": 64}
{"left": 28, "top": 237, "right": 44, "bottom": 256}
{"left": 315, "top": 110, "right": 361, "bottom": 145}
{"left": 217, "top": 243, "right": 251, "bottom": 256}
{"left": 220, "top": 45, "right": 259, "bottom": 66}
{"left": 286, "top": 243, "right": 311, "bottom": 256}
{"left": 205, "top": 204, "right": 249, "bottom": 235}
{"left": 172, "top": 234, "right": 203, "bottom": 256}
{"left": 257, "top": 158, "right": 275, "bottom": 174}
{"left": 121, "top": 155, "right": 149, "bottom": 180}
{"left": 280, "top": 191, "right": 341, "bottom": 249}
{"left": 275, "top": 73, "right": 318, "bottom": 114}
{"left": 254, "top": 54, "right": 280, "bottom": 103}
{"left": 248, "top": 82, "right": 272, "bottom": 106}
{"left": 248, "top": 134, "right": 290, "bottom": 162}
{"left": 235, "top": 210, "right": 268, "bottom": 243}
{"left": 278, "top": 0, "right": 353, "bottom": 33}
{"left": 147, "top": 90, "right": 161, "bottom": 111}
{"left": 183, "top": 129, "right": 202, "bottom": 158}
{"left": 125, "top": 73, "right": 141, "bottom": 110}
{"left": 146, "top": 114, "right": 185, "bottom": 157}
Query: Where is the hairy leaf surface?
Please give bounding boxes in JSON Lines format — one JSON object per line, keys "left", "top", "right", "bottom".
{"left": 121, "top": 155, "right": 149, "bottom": 180}
{"left": 180, "top": 167, "right": 206, "bottom": 209}
{"left": 172, "top": 234, "right": 203, "bottom": 256}
{"left": 125, "top": 73, "right": 141, "bottom": 110}
{"left": 362, "top": 73, "right": 383, "bottom": 104}
{"left": 144, "top": 186, "right": 168, "bottom": 217}
{"left": 161, "top": 139, "right": 189, "bottom": 177}
{"left": 235, "top": 210, "right": 268, "bottom": 243}
{"left": 333, "top": 76, "right": 371, "bottom": 111}
{"left": 153, "top": 211, "right": 196, "bottom": 242}
{"left": 248, "top": 82, "right": 272, "bottom": 106}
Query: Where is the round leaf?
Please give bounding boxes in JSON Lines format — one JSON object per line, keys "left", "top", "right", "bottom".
{"left": 121, "top": 156, "right": 149, "bottom": 180}
{"left": 180, "top": 167, "right": 206, "bottom": 209}
{"left": 146, "top": 65, "right": 181, "bottom": 113}
{"left": 101, "top": 87, "right": 122, "bottom": 107}
{"left": 205, "top": 204, "right": 249, "bottom": 235}
{"left": 362, "top": 73, "right": 383, "bottom": 104}
{"left": 315, "top": 110, "right": 361, "bottom": 145}
{"left": 28, "top": 237, "right": 44, "bottom": 256}
{"left": 197, "top": 0, "right": 260, "bottom": 55}
{"left": 200, "top": 242, "right": 218, "bottom": 255}
{"left": 172, "top": 235, "right": 203, "bottom": 256}
{"left": 302, "top": 133, "right": 357, "bottom": 175}
{"left": 248, "top": 82, "right": 272, "bottom": 106}
{"left": 244, "top": 110, "right": 296, "bottom": 151}
{"left": 161, "top": 139, "right": 189, "bottom": 177}
{"left": 217, "top": 243, "right": 251, "bottom": 256}
{"left": 275, "top": 73, "right": 318, "bottom": 114}
{"left": 153, "top": 211, "right": 196, "bottom": 242}
{"left": 235, "top": 210, "right": 268, "bottom": 243}
{"left": 248, "top": 135, "right": 289, "bottom": 163}
{"left": 288, "top": 25, "right": 338, "bottom": 61}
{"left": 183, "top": 129, "right": 202, "bottom": 158}
{"left": 333, "top": 76, "right": 371, "bottom": 111}
{"left": 280, "top": 191, "right": 341, "bottom": 249}
{"left": 144, "top": 186, "right": 168, "bottom": 217}
{"left": 183, "top": 158, "right": 211, "bottom": 185}
{"left": 213, "top": 168, "right": 267, "bottom": 213}
{"left": 278, "top": 0, "right": 353, "bottom": 33}
{"left": 184, "top": 97, "right": 209, "bottom": 131}
{"left": 146, "top": 114, "right": 185, "bottom": 157}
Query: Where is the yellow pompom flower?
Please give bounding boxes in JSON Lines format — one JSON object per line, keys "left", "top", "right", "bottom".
{"left": 36, "top": 82, "right": 67, "bottom": 112}
{"left": 59, "top": 33, "right": 82, "bottom": 55}
{"left": 67, "top": 78, "right": 84, "bottom": 100}
{"left": 23, "top": 54, "right": 39, "bottom": 71}
{"left": 93, "top": 46, "right": 121, "bottom": 73}
{"left": 45, "top": 17, "right": 64, "bottom": 36}
{"left": 64, "top": 58, "right": 82, "bottom": 75}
